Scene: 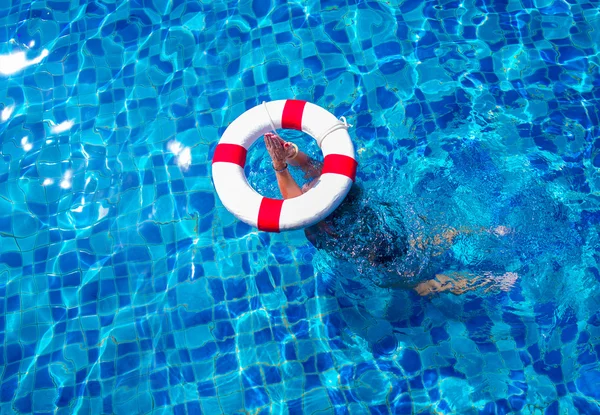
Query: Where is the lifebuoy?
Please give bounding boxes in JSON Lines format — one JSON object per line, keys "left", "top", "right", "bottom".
{"left": 212, "top": 100, "right": 357, "bottom": 232}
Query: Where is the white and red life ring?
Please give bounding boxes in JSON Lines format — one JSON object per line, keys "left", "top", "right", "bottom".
{"left": 211, "top": 100, "right": 357, "bottom": 232}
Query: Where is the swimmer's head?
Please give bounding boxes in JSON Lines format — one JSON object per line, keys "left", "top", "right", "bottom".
{"left": 367, "top": 235, "right": 409, "bottom": 267}
{"left": 361, "top": 206, "right": 409, "bottom": 267}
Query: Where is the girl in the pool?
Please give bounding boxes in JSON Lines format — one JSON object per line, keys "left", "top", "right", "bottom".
{"left": 263, "top": 132, "right": 518, "bottom": 295}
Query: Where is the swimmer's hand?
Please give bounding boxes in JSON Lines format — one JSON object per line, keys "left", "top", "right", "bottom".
{"left": 264, "top": 133, "right": 287, "bottom": 170}
{"left": 265, "top": 133, "right": 297, "bottom": 161}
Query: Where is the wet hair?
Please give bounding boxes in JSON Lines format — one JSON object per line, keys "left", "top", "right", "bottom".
{"left": 306, "top": 185, "right": 408, "bottom": 267}
{"left": 360, "top": 205, "right": 408, "bottom": 266}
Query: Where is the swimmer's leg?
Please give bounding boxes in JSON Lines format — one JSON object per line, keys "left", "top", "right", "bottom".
{"left": 415, "top": 272, "right": 519, "bottom": 296}
{"left": 411, "top": 225, "right": 513, "bottom": 257}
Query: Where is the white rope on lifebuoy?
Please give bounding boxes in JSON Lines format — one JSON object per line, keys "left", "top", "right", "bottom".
{"left": 262, "top": 101, "right": 277, "bottom": 134}
{"left": 316, "top": 116, "right": 353, "bottom": 148}
{"left": 212, "top": 100, "right": 358, "bottom": 232}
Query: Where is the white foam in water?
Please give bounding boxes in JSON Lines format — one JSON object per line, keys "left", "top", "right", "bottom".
{"left": 0, "top": 49, "right": 49, "bottom": 76}
{"left": 42, "top": 178, "right": 54, "bottom": 186}
{"left": 71, "top": 197, "right": 85, "bottom": 213}
{"left": 60, "top": 169, "right": 73, "bottom": 189}
{"left": 50, "top": 120, "right": 74, "bottom": 134}
{"left": 21, "top": 136, "right": 32, "bottom": 152}
{"left": 167, "top": 139, "right": 192, "bottom": 170}
{"left": 1, "top": 105, "right": 14, "bottom": 122}
{"left": 167, "top": 140, "right": 183, "bottom": 155}
{"left": 178, "top": 147, "right": 192, "bottom": 170}
{"left": 98, "top": 205, "right": 109, "bottom": 220}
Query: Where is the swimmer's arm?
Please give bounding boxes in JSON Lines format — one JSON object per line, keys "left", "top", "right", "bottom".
{"left": 288, "top": 149, "right": 322, "bottom": 180}
{"left": 275, "top": 168, "right": 303, "bottom": 199}
{"left": 265, "top": 134, "right": 303, "bottom": 199}
{"left": 270, "top": 134, "right": 322, "bottom": 180}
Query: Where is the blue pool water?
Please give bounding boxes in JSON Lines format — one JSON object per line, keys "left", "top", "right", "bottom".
{"left": 1, "top": 0, "right": 600, "bottom": 413}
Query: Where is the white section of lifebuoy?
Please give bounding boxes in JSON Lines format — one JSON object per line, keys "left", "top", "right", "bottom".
{"left": 219, "top": 101, "right": 286, "bottom": 149}
{"left": 212, "top": 100, "right": 357, "bottom": 232}
{"left": 278, "top": 174, "right": 353, "bottom": 231}
{"left": 212, "top": 163, "right": 262, "bottom": 227}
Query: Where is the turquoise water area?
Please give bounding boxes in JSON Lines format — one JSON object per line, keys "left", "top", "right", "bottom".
{"left": 1, "top": 0, "right": 600, "bottom": 413}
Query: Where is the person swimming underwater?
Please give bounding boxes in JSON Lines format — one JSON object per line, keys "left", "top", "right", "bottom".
{"left": 263, "top": 132, "right": 518, "bottom": 295}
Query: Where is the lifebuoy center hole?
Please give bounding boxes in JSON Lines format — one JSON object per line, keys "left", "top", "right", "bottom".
{"left": 245, "top": 130, "right": 323, "bottom": 200}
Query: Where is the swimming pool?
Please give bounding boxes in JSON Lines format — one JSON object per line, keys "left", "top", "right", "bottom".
{"left": 1, "top": 0, "right": 600, "bottom": 413}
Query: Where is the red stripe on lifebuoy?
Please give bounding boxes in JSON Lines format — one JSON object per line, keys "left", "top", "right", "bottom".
{"left": 281, "top": 100, "right": 306, "bottom": 131}
{"left": 322, "top": 154, "right": 358, "bottom": 181}
{"left": 212, "top": 144, "right": 247, "bottom": 167}
{"left": 257, "top": 198, "right": 284, "bottom": 232}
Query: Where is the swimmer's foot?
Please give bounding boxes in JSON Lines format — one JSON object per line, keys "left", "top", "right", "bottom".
{"left": 492, "top": 225, "right": 511, "bottom": 237}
